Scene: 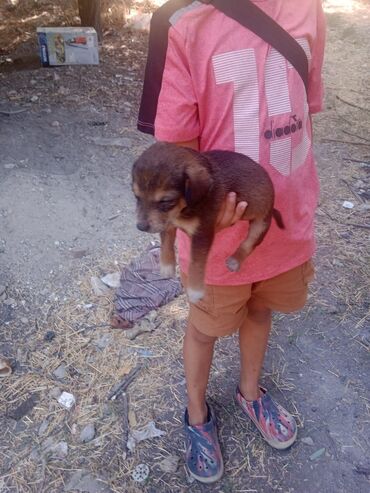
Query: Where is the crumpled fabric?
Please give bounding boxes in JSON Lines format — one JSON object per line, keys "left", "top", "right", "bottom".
{"left": 111, "top": 244, "right": 183, "bottom": 329}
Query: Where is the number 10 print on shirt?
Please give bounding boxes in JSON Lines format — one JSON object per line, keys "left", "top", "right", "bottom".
{"left": 213, "top": 39, "right": 312, "bottom": 177}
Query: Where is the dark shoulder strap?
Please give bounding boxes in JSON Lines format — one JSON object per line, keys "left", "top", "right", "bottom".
{"left": 202, "top": 0, "right": 309, "bottom": 93}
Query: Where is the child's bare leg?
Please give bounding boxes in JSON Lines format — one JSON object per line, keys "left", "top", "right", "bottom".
{"left": 238, "top": 298, "right": 271, "bottom": 400}
{"left": 183, "top": 322, "right": 217, "bottom": 425}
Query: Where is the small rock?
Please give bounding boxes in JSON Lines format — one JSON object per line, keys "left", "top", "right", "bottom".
{"left": 51, "top": 120, "right": 60, "bottom": 127}
{"left": 342, "top": 200, "right": 354, "bottom": 209}
{"left": 44, "top": 330, "right": 56, "bottom": 342}
{"left": 158, "top": 455, "right": 180, "bottom": 473}
{"left": 30, "top": 79, "right": 37, "bottom": 86}
{"left": 4, "top": 163, "right": 16, "bottom": 169}
{"left": 90, "top": 276, "right": 111, "bottom": 296}
{"left": 30, "top": 95, "right": 39, "bottom": 103}
{"left": 100, "top": 272, "right": 121, "bottom": 288}
{"left": 53, "top": 72, "right": 60, "bottom": 81}
{"left": 53, "top": 363, "right": 67, "bottom": 380}
{"left": 58, "top": 391, "right": 76, "bottom": 410}
{"left": 79, "top": 423, "right": 96, "bottom": 443}
{"left": 0, "top": 285, "right": 6, "bottom": 296}
{"left": 301, "top": 436, "right": 314, "bottom": 446}
{"left": 21, "top": 317, "right": 28, "bottom": 324}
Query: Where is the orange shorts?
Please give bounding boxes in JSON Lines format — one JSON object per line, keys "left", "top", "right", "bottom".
{"left": 181, "top": 261, "right": 314, "bottom": 337}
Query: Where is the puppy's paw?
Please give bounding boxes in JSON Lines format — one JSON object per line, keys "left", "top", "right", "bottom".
{"left": 226, "top": 256, "right": 240, "bottom": 272}
{"left": 187, "top": 287, "right": 205, "bottom": 304}
{"left": 160, "top": 262, "right": 176, "bottom": 278}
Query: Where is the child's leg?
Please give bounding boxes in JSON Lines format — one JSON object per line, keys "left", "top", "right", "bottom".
{"left": 238, "top": 298, "right": 271, "bottom": 401}
{"left": 183, "top": 321, "right": 217, "bottom": 425}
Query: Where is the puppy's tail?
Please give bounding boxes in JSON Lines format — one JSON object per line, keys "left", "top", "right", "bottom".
{"left": 272, "top": 208, "right": 285, "bottom": 229}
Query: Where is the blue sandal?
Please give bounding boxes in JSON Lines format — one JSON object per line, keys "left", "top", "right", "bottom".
{"left": 184, "top": 404, "right": 224, "bottom": 483}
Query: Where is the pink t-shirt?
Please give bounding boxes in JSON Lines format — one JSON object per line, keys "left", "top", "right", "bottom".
{"left": 143, "top": 0, "right": 326, "bottom": 285}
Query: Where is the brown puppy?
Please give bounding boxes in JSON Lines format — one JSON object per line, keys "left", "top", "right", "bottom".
{"left": 132, "top": 141, "right": 284, "bottom": 302}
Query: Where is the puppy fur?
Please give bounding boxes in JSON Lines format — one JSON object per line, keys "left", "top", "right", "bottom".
{"left": 132, "top": 141, "right": 284, "bottom": 302}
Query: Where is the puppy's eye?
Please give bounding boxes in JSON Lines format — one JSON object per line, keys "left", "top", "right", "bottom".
{"left": 157, "top": 199, "right": 176, "bottom": 212}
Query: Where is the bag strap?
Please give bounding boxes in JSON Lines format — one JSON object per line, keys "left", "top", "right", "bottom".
{"left": 201, "top": 0, "right": 309, "bottom": 93}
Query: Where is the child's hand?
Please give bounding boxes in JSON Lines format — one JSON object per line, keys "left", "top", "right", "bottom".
{"left": 216, "top": 192, "right": 248, "bottom": 232}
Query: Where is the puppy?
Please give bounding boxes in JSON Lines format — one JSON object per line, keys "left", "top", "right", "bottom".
{"left": 132, "top": 141, "right": 284, "bottom": 302}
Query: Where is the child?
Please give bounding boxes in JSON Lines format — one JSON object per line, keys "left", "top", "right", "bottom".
{"left": 137, "top": 0, "right": 325, "bottom": 483}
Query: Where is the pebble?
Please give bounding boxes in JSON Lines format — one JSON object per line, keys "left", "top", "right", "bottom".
{"left": 65, "top": 470, "right": 110, "bottom": 493}
{"left": 0, "top": 285, "right": 5, "bottom": 296}
{"left": 51, "top": 120, "right": 60, "bottom": 127}
{"left": 58, "top": 391, "right": 76, "bottom": 410}
{"left": 21, "top": 317, "right": 28, "bottom": 324}
{"left": 42, "top": 438, "right": 68, "bottom": 459}
{"left": 100, "top": 272, "right": 121, "bottom": 288}
{"left": 30, "top": 95, "right": 39, "bottom": 102}
{"left": 53, "top": 363, "right": 67, "bottom": 380}
{"left": 79, "top": 423, "right": 96, "bottom": 443}
{"left": 309, "top": 447, "right": 326, "bottom": 461}
{"left": 4, "top": 163, "right": 16, "bottom": 169}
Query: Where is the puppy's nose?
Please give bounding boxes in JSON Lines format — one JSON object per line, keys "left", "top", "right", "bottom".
{"left": 137, "top": 221, "right": 150, "bottom": 232}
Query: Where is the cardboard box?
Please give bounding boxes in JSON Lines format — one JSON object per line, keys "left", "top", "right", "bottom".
{"left": 37, "top": 27, "right": 99, "bottom": 66}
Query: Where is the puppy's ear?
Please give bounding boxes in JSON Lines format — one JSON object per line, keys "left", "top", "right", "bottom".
{"left": 184, "top": 159, "right": 213, "bottom": 207}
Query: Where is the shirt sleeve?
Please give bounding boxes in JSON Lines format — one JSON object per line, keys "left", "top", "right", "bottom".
{"left": 308, "top": 0, "right": 326, "bottom": 114}
{"left": 154, "top": 26, "right": 200, "bottom": 142}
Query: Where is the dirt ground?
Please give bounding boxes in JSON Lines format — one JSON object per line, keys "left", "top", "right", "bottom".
{"left": 0, "top": 1, "right": 369, "bottom": 492}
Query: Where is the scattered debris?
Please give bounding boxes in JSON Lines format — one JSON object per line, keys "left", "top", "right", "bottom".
{"left": 158, "top": 454, "right": 180, "bottom": 474}
{"left": 58, "top": 391, "right": 76, "bottom": 410}
{"left": 49, "top": 386, "right": 62, "bottom": 399}
{"left": 108, "top": 363, "right": 144, "bottom": 401}
{"left": 94, "top": 334, "right": 112, "bottom": 350}
{"left": 100, "top": 272, "right": 121, "bottom": 288}
{"left": 309, "top": 447, "right": 326, "bottom": 461}
{"left": 4, "top": 163, "right": 16, "bottom": 169}
{"left": 132, "top": 463, "right": 150, "bottom": 484}
{"left": 90, "top": 276, "right": 111, "bottom": 296}
{"left": 79, "top": 423, "right": 96, "bottom": 444}
{"left": 0, "top": 356, "right": 12, "bottom": 377}
{"left": 342, "top": 200, "right": 354, "bottom": 209}
{"left": 127, "top": 421, "right": 166, "bottom": 453}
{"left": 51, "top": 120, "right": 60, "bottom": 127}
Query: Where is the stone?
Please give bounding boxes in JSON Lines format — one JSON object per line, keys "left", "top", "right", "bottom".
{"left": 0, "top": 285, "right": 6, "bottom": 296}
{"left": 7, "top": 394, "right": 38, "bottom": 420}
{"left": 42, "top": 438, "right": 68, "bottom": 459}
{"left": 58, "top": 391, "right": 76, "bottom": 410}
{"left": 4, "top": 163, "right": 16, "bottom": 169}
{"left": 53, "top": 363, "right": 67, "bottom": 380}
{"left": 49, "top": 386, "right": 62, "bottom": 399}
{"left": 44, "top": 331, "right": 56, "bottom": 342}
{"left": 51, "top": 121, "right": 60, "bottom": 127}
{"left": 38, "top": 419, "right": 49, "bottom": 436}
{"left": 158, "top": 455, "right": 180, "bottom": 473}
{"left": 79, "top": 423, "right": 96, "bottom": 443}
{"left": 30, "top": 95, "right": 39, "bottom": 102}
{"left": 3, "top": 298, "right": 16, "bottom": 306}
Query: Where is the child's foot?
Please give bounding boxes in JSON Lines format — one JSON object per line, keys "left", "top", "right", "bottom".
{"left": 184, "top": 404, "right": 224, "bottom": 483}
{"left": 235, "top": 387, "right": 297, "bottom": 450}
